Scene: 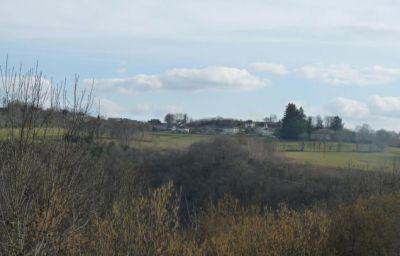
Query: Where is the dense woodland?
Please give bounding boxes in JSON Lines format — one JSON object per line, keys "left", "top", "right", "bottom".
{"left": 2, "top": 65, "right": 400, "bottom": 255}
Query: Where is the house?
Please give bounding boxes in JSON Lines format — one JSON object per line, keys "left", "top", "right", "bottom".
{"left": 175, "top": 128, "right": 190, "bottom": 134}
{"left": 252, "top": 122, "right": 274, "bottom": 136}
{"left": 254, "top": 121, "right": 268, "bottom": 129}
{"left": 264, "top": 121, "right": 280, "bottom": 135}
{"left": 221, "top": 127, "right": 240, "bottom": 135}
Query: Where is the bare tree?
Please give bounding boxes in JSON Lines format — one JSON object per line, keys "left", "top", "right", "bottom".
{"left": 0, "top": 58, "right": 101, "bottom": 255}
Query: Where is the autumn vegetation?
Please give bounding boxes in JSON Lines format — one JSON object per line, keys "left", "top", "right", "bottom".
{"left": 1, "top": 63, "right": 400, "bottom": 255}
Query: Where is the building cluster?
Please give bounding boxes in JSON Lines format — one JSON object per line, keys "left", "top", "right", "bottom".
{"left": 152, "top": 119, "right": 280, "bottom": 137}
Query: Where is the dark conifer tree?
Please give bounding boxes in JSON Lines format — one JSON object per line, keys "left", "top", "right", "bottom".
{"left": 280, "top": 103, "right": 307, "bottom": 140}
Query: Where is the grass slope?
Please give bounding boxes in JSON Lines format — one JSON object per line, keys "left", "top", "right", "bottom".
{"left": 284, "top": 147, "right": 400, "bottom": 171}
{"left": 129, "top": 134, "right": 400, "bottom": 171}
{"left": 129, "top": 132, "right": 214, "bottom": 151}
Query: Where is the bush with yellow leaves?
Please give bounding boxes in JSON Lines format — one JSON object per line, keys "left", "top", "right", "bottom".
{"left": 89, "top": 181, "right": 199, "bottom": 256}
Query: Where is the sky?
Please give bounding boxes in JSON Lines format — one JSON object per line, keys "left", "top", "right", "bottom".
{"left": 1, "top": 0, "right": 400, "bottom": 131}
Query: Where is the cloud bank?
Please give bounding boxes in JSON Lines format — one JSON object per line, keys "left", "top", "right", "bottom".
{"left": 88, "top": 66, "right": 266, "bottom": 95}
{"left": 298, "top": 65, "right": 400, "bottom": 86}
{"left": 328, "top": 96, "right": 400, "bottom": 118}
{"left": 368, "top": 95, "right": 400, "bottom": 117}
{"left": 3, "top": 0, "right": 400, "bottom": 44}
{"left": 250, "top": 62, "right": 289, "bottom": 75}
{"left": 250, "top": 63, "right": 400, "bottom": 86}
{"left": 325, "top": 95, "right": 400, "bottom": 130}
{"left": 327, "top": 97, "right": 369, "bottom": 118}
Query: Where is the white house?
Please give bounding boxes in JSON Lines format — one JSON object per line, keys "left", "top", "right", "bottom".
{"left": 222, "top": 127, "right": 240, "bottom": 135}
{"left": 175, "top": 128, "right": 190, "bottom": 134}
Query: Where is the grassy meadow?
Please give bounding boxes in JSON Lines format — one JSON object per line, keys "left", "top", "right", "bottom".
{"left": 128, "top": 132, "right": 214, "bottom": 151}
{"left": 128, "top": 133, "right": 400, "bottom": 171}
{"left": 0, "top": 127, "right": 65, "bottom": 140}
{"left": 272, "top": 141, "right": 400, "bottom": 171}
{"left": 284, "top": 148, "right": 400, "bottom": 171}
{"left": 3, "top": 128, "right": 398, "bottom": 171}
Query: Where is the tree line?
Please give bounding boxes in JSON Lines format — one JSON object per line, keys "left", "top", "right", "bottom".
{"left": 279, "top": 103, "right": 400, "bottom": 149}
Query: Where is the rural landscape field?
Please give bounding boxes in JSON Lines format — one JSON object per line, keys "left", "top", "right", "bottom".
{"left": 122, "top": 133, "right": 400, "bottom": 171}
{"left": 3, "top": 1, "right": 400, "bottom": 255}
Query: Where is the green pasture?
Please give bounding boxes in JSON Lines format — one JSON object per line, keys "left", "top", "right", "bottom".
{"left": 0, "top": 128, "right": 65, "bottom": 139}
{"left": 276, "top": 141, "right": 376, "bottom": 152}
{"left": 275, "top": 141, "right": 400, "bottom": 171}
{"left": 128, "top": 132, "right": 214, "bottom": 151}
{"left": 2, "top": 128, "right": 399, "bottom": 172}
{"left": 128, "top": 134, "right": 400, "bottom": 171}
{"left": 284, "top": 147, "right": 400, "bottom": 171}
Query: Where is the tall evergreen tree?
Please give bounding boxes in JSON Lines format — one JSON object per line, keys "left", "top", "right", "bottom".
{"left": 280, "top": 103, "right": 307, "bottom": 140}
{"left": 330, "top": 116, "right": 344, "bottom": 131}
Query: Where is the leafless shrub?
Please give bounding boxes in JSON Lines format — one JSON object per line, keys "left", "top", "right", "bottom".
{"left": 0, "top": 58, "right": 100, "bottom": 255}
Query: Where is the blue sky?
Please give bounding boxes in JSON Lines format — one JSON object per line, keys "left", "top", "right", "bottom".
{"left": 2, "top": 0, "right": 400, "bottom": 130}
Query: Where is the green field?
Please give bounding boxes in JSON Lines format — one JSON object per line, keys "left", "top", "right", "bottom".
{"left": 276, "top": 141, "right": 376, "bottom": 152}
{"left": 4, "top": 128, "right": 398, "bottom": 172}
{"left": 273, "top": 141, "right": 400, "bottom": 171}
{"left": 0, "top": 127, "right": 65, "bottom": 139}
{"left": 284, "top": 148, "right": 400, "bottom": 171}
{"left": 128, "top": 132, "right": 214, "bottom": 151}
{"left": 128, "top": 134, "right": 400, "bottom": 171}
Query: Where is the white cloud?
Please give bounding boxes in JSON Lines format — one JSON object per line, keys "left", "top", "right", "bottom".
{"left": 88, "top": 66, "right": 266, "bottom": 95}
{"left": 323, "top": 96, "right": 400, "bottom": 130}
{"left": 99, "top": 98, "right": 124, "bottom": 117}
{"left": 327, "top": 97, "right": 369, "bottom": 118}
{"left": 368, "top": 95, "right": 400, "bottom": 117}
{"left": 162, "top": 67, "right": 266, "bottom": 91}
{"left": 250, "top": 62, "right": 288, "bottom": 75}
{"left": 87, "top": 75, "right": 162, "bottom": 96}
{"left": 298, "top": 65, "right": 400, "bottom": 86}
{"left": 3, "top": 0, "right": 400, "bottom": 42}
